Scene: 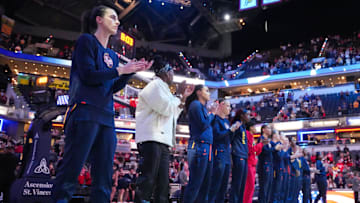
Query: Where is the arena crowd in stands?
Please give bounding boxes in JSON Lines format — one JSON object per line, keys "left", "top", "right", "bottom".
{"left": 2, "top": 31, "right": 360, "bottom": 81}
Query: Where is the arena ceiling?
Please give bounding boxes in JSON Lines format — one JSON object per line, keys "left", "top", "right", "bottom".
{"left": 2, "top": 0, "right": 360, "bottom": 57}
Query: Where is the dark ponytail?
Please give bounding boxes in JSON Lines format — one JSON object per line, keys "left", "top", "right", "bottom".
{"left": 216, "top": 98, "right": 225, "bottom": 104}
{"left": 81, "top": 4, "right": 120, "bottom": 34}
{"left": 231, "top": 109, "right": 247, "bottom": 125}
{"left": 260, "top": 124, "right": 268, "bottom": 137}
{"left": 185, "top": 85, "right": 204, "bottom": 113}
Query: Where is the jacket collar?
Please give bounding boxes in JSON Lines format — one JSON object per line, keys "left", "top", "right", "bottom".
{"left": 153, "top": 76, "right": 171, "bottom": 92}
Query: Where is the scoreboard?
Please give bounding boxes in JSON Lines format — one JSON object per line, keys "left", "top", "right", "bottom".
{"left": 262, "top": 0, "right": 281, "bottom": 5}
{"left": 109, "top": 30, "right": 136, "bottom": 59}
{"left": 239, "top": 0, "right": 281, "bottom": 11}
{"left": 239, "top": 0, "right": 258, "bottom": 11}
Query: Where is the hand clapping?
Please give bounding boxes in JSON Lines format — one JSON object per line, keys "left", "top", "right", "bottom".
{"left": 116, "top": 58, "right": 153, "bottom": 75}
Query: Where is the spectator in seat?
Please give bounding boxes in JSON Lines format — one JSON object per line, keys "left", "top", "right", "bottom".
{"left": 0, "top": 144, "right": 18, "bottom": 202}
{"left": 335, "top": 173, "right": 346, "bottom": 188}
{"left": 125, "top": 168, "right": 137, "bottom": 201}
{"left": 353, "top": 99, "right": 359, "bottom": 110}
{"left": 0, "top": 90, "right": 7, "bottom": 105}
{"left": 179, "top": 161, "right": 189, "bottom": 186}
{"left": 355, "top": 155, "right": 360, "bottom": 171}
{"left": 344, "top": 144, "right": 350, "bottom": 154}
{"left": 316, "top": 96, "right": 322, "bottom": 108}
{"left": 49, "top": 162, "right": 56, "bottom": 178}
{"left": 337, "top": 106, "right": 343, "bottom": 116}
{"left": 321, "top": 107, "right": 326, "bottom": 118}
{"left": 327, "top": 152, "right": 334, "bottom": 163}
{"left": 312, "top": 106, "right": 320, "bottom": 118}
{"left": 117, "top": 168, "right": 130, "bottom": 202}
{"left": 78, "top": 166, "right": 91, "bottom": 186}
{"left": 124, "top": 152, "right": 131, "bottom": 163}
{"left": 310, "top": 148, "right": 316, "bottom": 163}
{"left": 353, "top": 172, "right": 360, "bottom": 203}
{"left": 129, "top": 152, "right": 137, "bottom": 169}
{"left": 110, "top": 165, "right": 118, "bottom": 202}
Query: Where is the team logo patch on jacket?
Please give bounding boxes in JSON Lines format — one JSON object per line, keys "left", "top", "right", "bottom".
{"left": 103, "top": 52, "right": 113, "bottom": 68}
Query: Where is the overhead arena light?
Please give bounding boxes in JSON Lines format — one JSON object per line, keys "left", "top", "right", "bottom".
{"left": 224, "top": 14, "right": 231, "bottom": 21}
{"left": 310, "top": 69, "right": 317, "bottom": 76}
{"left": 247, "top": 75, "right": 270, "bottom": 84}
{"left": 224, "top": 80, "right": 229, "bottom": 87}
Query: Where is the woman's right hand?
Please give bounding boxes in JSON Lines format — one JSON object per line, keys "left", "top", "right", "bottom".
{"left": 262, "top": 138, "right": 270, "bottom": 145}
{"left": 230, "top": 121, "right": 241, "bottom": 132}
{"left": 116, "top": 59, "right": 153, "bottom": 75}
{"left": 209, "top": 101, "right": 219, "bottom": 114}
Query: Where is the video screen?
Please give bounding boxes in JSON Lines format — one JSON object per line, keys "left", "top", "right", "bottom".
{"left": 262, "top": 0, "right": 281, "bottom": 5}
{"left": 239, "top": 0, "right": 258, "bottom": 11}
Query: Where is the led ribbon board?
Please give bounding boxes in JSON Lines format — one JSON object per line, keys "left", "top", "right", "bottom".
{"left": 298, "top": 129, "right": 335, "bottom": 142}
{"left": 262, "top": 0, "right": 281, "bottom": 6}
{"left": 0, "top": 118, "right": 3, "bottom": 132}
{"left": 239, "top": 0, "right": 258, "bottom": 11}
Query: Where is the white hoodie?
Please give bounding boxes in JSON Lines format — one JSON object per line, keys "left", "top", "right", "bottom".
{"left": 135, "top": 78, "right": 182, "bottom": 147}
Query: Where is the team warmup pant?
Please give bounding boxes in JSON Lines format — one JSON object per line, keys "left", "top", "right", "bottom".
{"left": 183, "top": 142, "right": 213, "bottom": 203}
{"left": 282, "top": 167, "right": 290, "bottom": 203}
{"left": 272, "top": 169, "right": 284, "bottom": 203}
{"left": 302, "top": 174, "right": 311, "bottom": 203}
{"left": 208, "top": 152, "right": 230, "bottom": 203}
{"left": 314, "top": 176, "right": 327, "bottom": 203}
{"left": 230, "top": 156, "right": 248, "bottom": 203}
{"left": 53, "top": 117, "right": 116, "bottom": 203}
{"left": 286, "top": 173, "right": 298, "bottom": 203}
{"left": 258, "top": 162, "right": 273, "bottom": 203}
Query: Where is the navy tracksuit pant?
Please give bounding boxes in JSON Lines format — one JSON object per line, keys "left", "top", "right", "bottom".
{"left": 272, "top": 168, "right": 284, "bottom": 203}
{"left": 314, "top": 176, "right": 327, "bottom": 203}
{"left": 286, "top": 173, "right": 297, "bottom": 203}
{"left": 209, "top": 149, "right": 230, "bottom": 203}
{"left": 295, "top": 176, "right": 302, "bottom": 203}
{"left": 282, "top": 167, "right": 290, "bottom": 203}
{"left": 53, "top": 110, "right": 116, "bottom": 203}
{"left": 183, "top": 142, "right": 213, "bottom": 203}
{"left": 302, "top": 174, "right": 311, "bottom": 203}
{"left": 230, "top": 156, "right": 248, "bottom": 203}
{"left": 258, "top": 162, "right": 273, "bottom": 203}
